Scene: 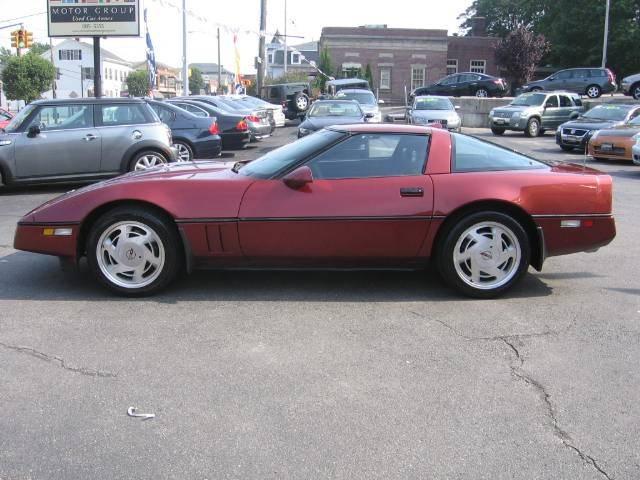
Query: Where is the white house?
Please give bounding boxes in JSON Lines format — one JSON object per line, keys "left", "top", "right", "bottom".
{"left": 41, "top": 39, "right": 133, "bottom": 99}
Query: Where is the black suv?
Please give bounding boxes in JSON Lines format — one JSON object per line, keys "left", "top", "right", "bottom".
{"left": 261, "top": 82, "right": 311, "bottom": 120}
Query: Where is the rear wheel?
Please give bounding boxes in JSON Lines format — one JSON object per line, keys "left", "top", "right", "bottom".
{"left": 475, "top": 88, "right": 489, "bottom": 98}
{"left": 586, "top": 84, "right": 602, "bottom": 98}
{"left": 293, "top": 92, "right": 310, "bottom": 113}
{"left": 632, "top": 84, "right": 640, "bottom": 100}
{"left": 86, "top": 207, "right": 181, "bottom": 296}
{"left": 560, "top": 145, "right": 574, "bottom": 152}
{"left": 173, "top": 141, "right": 193, "bottom": 162}
{"left": 491, "top": 127, "right": 506, "bottom": 135}
{"left": 129, "top": 150, "right": 168, "bottom": 172}
{"left": 437, "top": 211, "right": 530, "bottom": 298}
{"left": 524, "top": 117, "right": 541, "bottom": 137}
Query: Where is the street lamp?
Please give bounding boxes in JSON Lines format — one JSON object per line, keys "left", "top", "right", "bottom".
{"left": 601, "top": 0, "right": 610, "bottom": 68}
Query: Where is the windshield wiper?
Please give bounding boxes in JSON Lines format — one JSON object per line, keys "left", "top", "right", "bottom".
{"left": 232, "top": 160, "right": 250, "bottom": 173}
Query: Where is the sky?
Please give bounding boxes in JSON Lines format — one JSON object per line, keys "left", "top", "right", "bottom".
{"left": 0, "top": 0, "right": 473, "bottom": 73}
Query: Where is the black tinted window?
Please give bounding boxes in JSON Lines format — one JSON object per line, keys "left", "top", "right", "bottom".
{"left": 453, "top": 134, "right": 546, "bottom": 172}
{"left": 151, "top": 105, "right": 175, "bottom": 124}
{"left": 307, "top": 134, "right": 428, "bottom": 180}
{"left": 559, "top": 95, "right": 572, "bottom": 107}
{"left": 545, "top": 96, "right": 559, "bottom": 108}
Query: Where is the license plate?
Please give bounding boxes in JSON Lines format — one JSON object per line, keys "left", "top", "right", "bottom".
{"left": 495, "top": 119, "right": 505, "bottom": 124}
{"left": 600, "top": 143, "right": 613, "bottom": 151}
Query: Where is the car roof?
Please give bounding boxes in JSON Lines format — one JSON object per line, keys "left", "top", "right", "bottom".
{"left": 327, "top": 78, "right": 369, "bottom": 86}
{"left": 313, "top": 99, "right": 360, "bottom": 104}
{"left": 336, "top": 89, "right": 375, "bottom": 94}
{"left": 589, "top": 103, "right": 639, "bottom": 109}
{"left": 31, "top": 97, "right": 146, "bottom": 105}
{"left": 328, "top": 123, "right": 446, "bottom": 136}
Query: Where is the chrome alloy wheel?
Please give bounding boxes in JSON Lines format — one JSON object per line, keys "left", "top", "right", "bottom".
{"left": 475, "top": 88, "right": 489, "bottom": 97}
{"left": 587, "top": 85, "right": 601, "bottom": 98}
{"left": 174, "top": 143, "right": 191, "bottom": 162}
{"left": 96, "top": 221, "right": 165, "bottom": 289}
{"left": 296, "top": 96, "right": 308, "bottom": 110}
{"left": 453, "top": 221, "right": 521, "bottom": 290}
{"left": 134, "top": 154, "right": 166, "bottom": 171}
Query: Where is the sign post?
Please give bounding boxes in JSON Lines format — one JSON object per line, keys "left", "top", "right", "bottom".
{"left": 47, "top": 0, "right": 141, "bottom": 98}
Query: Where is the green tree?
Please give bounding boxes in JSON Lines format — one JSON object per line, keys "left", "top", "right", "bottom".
{"left": 314, "top": 47, "right": 333, "bottom": 92}
{"left": 189, "top": 66, "right": 204, "bottom": 94}
{"left": 364, "top": 63, "right": 374, "bottom": 90}
{"left": 1, "top": 53, "right": 56, "bottom": 103}
{"left": 126, "top": 70, "right": 150, "bottom": 97}
{"left": 458, "top": 0, "right": 545, "bottom": 37}
{"left": 265, "top": 71, "right": 309, "bottom": 85}
{"left": 28, "top": 42, "right": 51, "bottom": 57}
{"left": 0, "top": 46, "right": 13, "bottom": 64}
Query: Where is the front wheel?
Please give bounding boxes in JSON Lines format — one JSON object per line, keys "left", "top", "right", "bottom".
{"left": 173, "top": 141, "right": 193, "bottom": 162}
{"left": 632, "top": 84, "right": 640, "bottom": 100}
{"left": 86, "top": 207, "right": 181, "bottom": 296}
{"left": 586, "top": 84, "right": 602, "bottom": 98}
{"left": 491, "top": 127, "right": 505, "bottom": 135}
{"left": 560, "top": 145, "right": 574, "bottom": 152}
{"left": 437, "top": 212, "right": 530, "bottom": 298}
{"left": 475, "top": 88, "right": 489, "bottom": 98}
{"left": 524, "top": 117, "right": 541, "bottom": 137}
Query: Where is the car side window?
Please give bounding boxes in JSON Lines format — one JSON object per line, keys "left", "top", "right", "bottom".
{"left": 441, "top": 75, "right": 459, "bottom": 85}
{"left": 573, "top": 97, "right": 583, "bottom": 107}
{"left": 556, "top": 70, "right": 573, "bottom": 80}
{"left": 559, "top": 95, "right": 572, "bottom": 107}
{"left": 182, "top": 104, "right": 207, "bottom": 117}
{"left": 589, "top": 69, "right": 605, "bottom": 77}
{"left": 306, "top": 133, "right": 429, "bottom": 180}
{"left": 27, "top": 104, "right": 93, "bottom": 131}
{"left": 453, "top": 134, "right": 545, "bottom": 172}
{"left": 151, "top": 105, "right": 175, "bottom": 124}
{"left": 0, "top": 111, "right": 11, "bottom": 121}
{"left": 100, "top": 104, "right": 150, "bottom": 126}
{"left": 545, "top": 96, "right": 559, "bottom": 108}
{"left": 629, "top": 109, "right": 640, "bottom": 120}
{"left": 573, "top": 70, "right": 589, "bottom": 79}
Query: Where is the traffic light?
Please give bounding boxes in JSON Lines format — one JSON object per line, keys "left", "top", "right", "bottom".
{"left": 10, "top": 30, "right": 18, "bottom": 49}
{"left": 17, "top": 29, "right": 25, "bottom": 49}
{"left": 24, "top": 31, "right": 33, "bottom": 49}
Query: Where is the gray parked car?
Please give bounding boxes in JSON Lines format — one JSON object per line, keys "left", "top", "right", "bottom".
{"left": 407, "top": 96, "right": 461, "bottom": 132}
{"left": 333, "top": 89, "right": 383, "bottom": 123}
{"left": 519, "top": 67, "right": 617, "bottom": 98}
{"left": 621, "top": 72, "right": 640, "bottom": 100}
{"left": 489, "top": 91, "right": 584, "bottom": 137}
{"left": 0, "top": 98, "right": 176, "bottom": 187}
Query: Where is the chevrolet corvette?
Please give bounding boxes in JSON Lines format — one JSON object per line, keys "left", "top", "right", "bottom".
{"left": 14, "top": 124, "right": 616, "bottom": 298}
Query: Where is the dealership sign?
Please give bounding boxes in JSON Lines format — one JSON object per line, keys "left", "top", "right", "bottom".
{"left": 48, "top": 0, "right": 140, "bottom": 37}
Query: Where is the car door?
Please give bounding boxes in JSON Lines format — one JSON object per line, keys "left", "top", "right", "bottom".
{"left": 238, "top": 132, "right": 434, "bottom": 266}
{"left": 460, "top": 74, "right": 480, "bottom": 95}
{"left": 432, "top": 75, "right": 458, "bottom": 95}
{"left": 14, "top": 103, "right": 101, "bottom": 178}
{"left": 558, "top": 94, "right": 576, "bottom": 123}
{"left": 571, "top": 69, "right": 589, "bottom": 93}
{"left": 96, "top": 102, "right": 158, "bottom": 173}
{"left": 541, "top": 95, "right": 561, "bottom": 128}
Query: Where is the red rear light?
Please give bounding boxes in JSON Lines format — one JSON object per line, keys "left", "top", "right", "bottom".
{"left": 246, "top": 115, "right": 260, "bottom": 123}
{"left": 208, "top": 121, "right": 220, "bottom": 135}
{"left": 236, "top": 120, "right": 248, "bottom": 131}
{"left": 606, "top": 68, "right": 616, "bottom": 83}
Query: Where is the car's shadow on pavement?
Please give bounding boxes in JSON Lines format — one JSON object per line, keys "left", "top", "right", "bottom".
{"left": 0, "top": 252, "right": 553, "bottom": 303}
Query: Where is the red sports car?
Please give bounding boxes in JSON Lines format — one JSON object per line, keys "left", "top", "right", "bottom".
{"left": 0, "top": 108, "right": 13, "bottom": 130}
{"left": 13, "top": 124, "right": 615, "bottom": 298}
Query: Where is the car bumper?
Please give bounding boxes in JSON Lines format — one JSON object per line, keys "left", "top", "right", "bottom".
{"left": 555, "top": 130, "right": 592, "bottom": 149}
{"left": 14, "top": 222, "right": 79, "bottom": 260}
{"left": 192, "top": 137, "right": 222, "bottom": 159}
{"left": 633, "top": 145, "right": 640, "bottom": 165}
{"left": 536, "top": 215, "right": 615, "bottom": 257}
{"left": 588, "top": 137, "right": 634, "bottom": 161}
{"left": 221, "top": 131, "right": 251, "bottom": 149}
{"left": 248, "top": 123, "right": 273, "bottom": 139}
{"left": 490, "top": 116, "right": 524, "bottom": 130}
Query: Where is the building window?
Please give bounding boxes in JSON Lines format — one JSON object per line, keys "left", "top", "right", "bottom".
{"left": 380, "top": 68, "right": 391, "bottom": 90}
{"left": 411, "top": 67, "right": 425, "bottom": 90}
{"left": 59, "top": 49, "right": 82, "bottom": 61}
{"left": 82, "top": 67, "right": 94, "bottom": 80}
{"left": 470, "top": 60, "right": 486, "bottom": 74}
{"left": 267, "top": 52, "right": 274, "bottom": 64}
{"left": 447, "top": 59, "right": 458, "bottom": 75}
{"left": 291, "top": 53, "right": 301, "bottom": 64}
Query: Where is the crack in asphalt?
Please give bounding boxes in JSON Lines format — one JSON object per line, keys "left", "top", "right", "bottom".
{"left": 409, "top": 311, "right": 613, "bottom": 480}
{"left": 0, "top": 342, "right": 117, "bottom": 379}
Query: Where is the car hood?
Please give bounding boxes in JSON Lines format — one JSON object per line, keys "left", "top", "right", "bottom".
{"left": 359, "top": 104, "right": 379, "bottom": 114}
{"left": 411, "top": 110, "right": 460, "bottom": 121}
{"left": 560, "top": 118, "right": 620, "bottom": 130}
{"left": 493, "top": 105, "right": 537, "bottom": 113}
{"left": 594, "top": 126, "right": 640, "bottom": 138}
{"left": 300, "top": 116, "right": 364, "bottom": 130}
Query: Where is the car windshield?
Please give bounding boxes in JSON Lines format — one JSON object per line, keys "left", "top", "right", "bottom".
{"left": 3, "top": 104, "right": 36, "bottom": 133}
{"left": 334, "top": 91, "right": 376, "bottom": 105}
{"left": 511, "top": 93, "right": 546, "bottom": 106}
{"left": 308, "top": 102, "right": 363, "bottom": 117}
{"left": 414, "top": 97, "right": 453, "bottom": 111}
{"left": 238, "top": 129, "right": 345, "bottom": 178}
{"left": 582, "top": 105, "right": 630, "bottom": 121}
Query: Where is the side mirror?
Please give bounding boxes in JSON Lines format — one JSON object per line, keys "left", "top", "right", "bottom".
{"left": 283, "top": 165, "right": 313, "bottom": 190}
{"left": 365, "top": 112, "right": 375, "bottom": 119}
{"left": 378, "top": 99, "right": 385, "bottom": 104}
{"left": 27, "top": 125, "right": 41, "bottom": 138}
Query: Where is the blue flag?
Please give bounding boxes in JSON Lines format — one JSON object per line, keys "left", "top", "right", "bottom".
{"left": 144, "top": 8, "right": 157, "bottom": 93}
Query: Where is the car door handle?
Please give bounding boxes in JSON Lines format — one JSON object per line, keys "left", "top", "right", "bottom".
{"left": 84, "top": 134, "right": 98, "bottom": 141}
{"left": 400, "top": 187, "right": 424, "bottom": 197}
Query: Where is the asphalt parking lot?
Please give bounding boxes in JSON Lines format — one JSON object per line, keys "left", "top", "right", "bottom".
{"left": 1, "top": 126, "right": 639, "bottom": 479}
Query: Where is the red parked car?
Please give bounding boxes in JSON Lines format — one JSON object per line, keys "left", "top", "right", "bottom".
{"left": 0, "top": 108, "right": 13, "bottom": 129}
{"left": 13, "top": 124, "right": 615, "bottom": 298}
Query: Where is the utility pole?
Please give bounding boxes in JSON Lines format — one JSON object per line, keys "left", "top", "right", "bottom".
{"left": 93, "top": 37, "right": 102, "bottom": 98}
{"left": 217, "top": 27, "right": 222, "bottom": 94}
{"left": 80, "top": 65, "right": 84, "bottom": 98}
{"left": 49, "top": 37, "right": 57, "bottom": 98}
{"left": 283, "top": 0, "right": 287, "bottom": 75}
{"left": 601, "top": 0, "right": 610, "bottom": 68}
{"left": 256, "top": 0, "right": 267, "bottom": 96}
{"left": 182, "top": 0, "right": 189, "bottom": 96}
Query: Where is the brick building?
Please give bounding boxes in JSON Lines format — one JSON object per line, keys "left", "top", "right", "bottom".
{"left": 319, "top": 22, "right": 498, "bottom": 103}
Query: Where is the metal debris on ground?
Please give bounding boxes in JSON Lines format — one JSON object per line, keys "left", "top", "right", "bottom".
{"left": 127, "top": 407, "right": 155, "bottom": 420}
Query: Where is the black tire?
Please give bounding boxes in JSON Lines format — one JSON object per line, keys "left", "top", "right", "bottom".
{"left": 586, "top": 84, "right": 602, "bottom": 99}
{"left": 173, "top": 141, "right": 193, "bottom": 162}
{"left": 491, "top": 127, "right": 506, "bottom": 135}
{"left": 293, "top": 92, "right": 310, "bottom": 113}
{"left": 530, "top": 87, "right": 542, "bottom": 92}
{"left": 560, "top": 145, "right": 574, "bottom": 152}
{"left": 128, "top": 150, "right": 168, "bottom": 172}
{"left": 524, "top": 117, "right": 541, "bottom": 137}
{"left": 475, "top": 88, "right": 489, "bottom": 98}
{"left": 632, "top": 83, "right": 640, "bottom": 100}
{"left": 86, "top": 206, "right": 181, "bottom": 296}
{"left": 436, "top": 211, "right": 531, "bottom": 299}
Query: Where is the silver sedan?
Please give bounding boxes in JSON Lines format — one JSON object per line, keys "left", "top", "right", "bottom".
{"left": 407, "top": 96, "right": 461, "bottom": 132}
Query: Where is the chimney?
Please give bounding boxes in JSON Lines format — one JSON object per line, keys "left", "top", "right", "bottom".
{"left": 470, "top": 17, "right": 487, "bottom": 37}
